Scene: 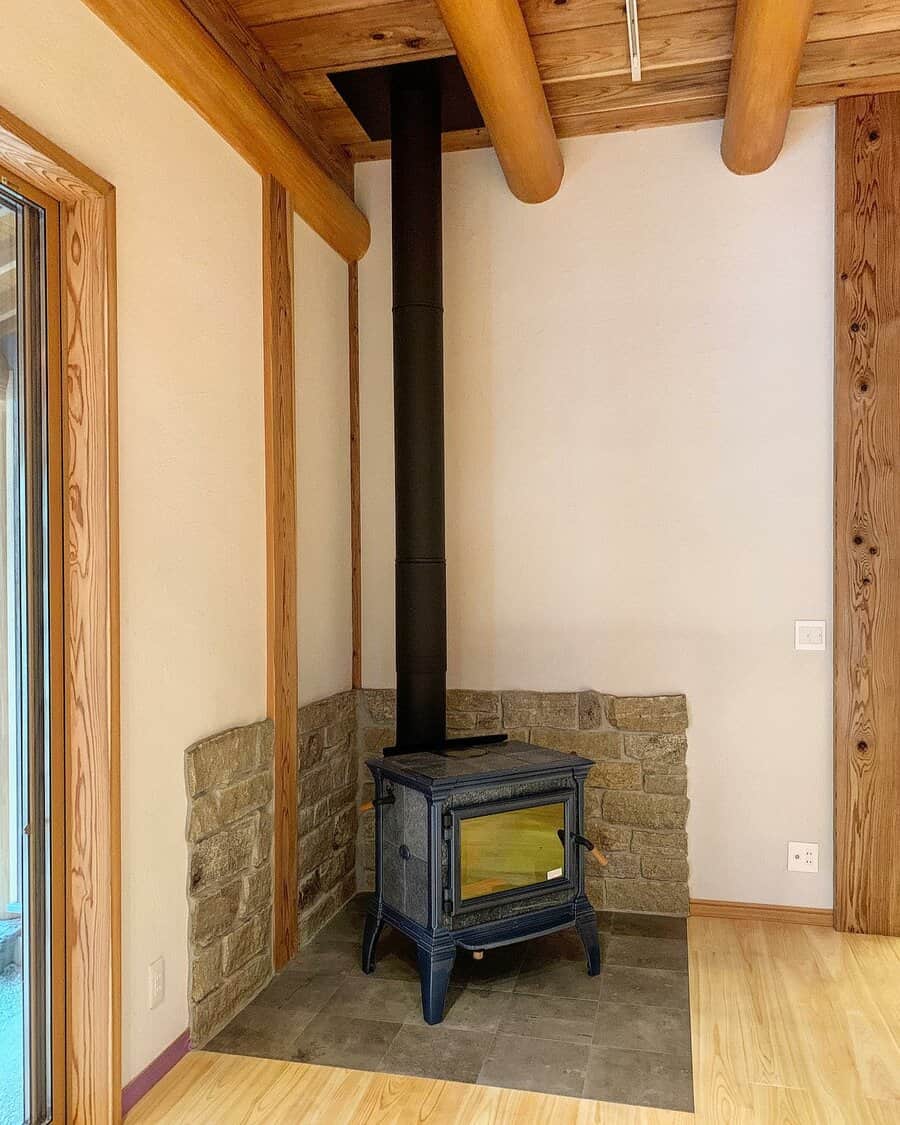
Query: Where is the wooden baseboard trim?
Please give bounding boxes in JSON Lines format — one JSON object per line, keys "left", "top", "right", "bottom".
{"left": 122, "top": 1029, "right": 190, "bottom": 1116}
{"left": 690, "top": 899, "right": 834, "bottom": 927}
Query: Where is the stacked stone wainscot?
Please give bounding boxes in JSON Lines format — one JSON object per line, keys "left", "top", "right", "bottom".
{"left": 185, "top": 719, "right": 274, "bottom": 1045}
{"left": 297, "top": 691, "right": 359, "bottom": 943}
{"left": 357, "top": 689, "right": 690, "bottom": 915}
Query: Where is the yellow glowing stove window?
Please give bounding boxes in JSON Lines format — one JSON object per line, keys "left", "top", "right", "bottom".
{"left": 459, "top": 802, "right": 566, "bottom": 901}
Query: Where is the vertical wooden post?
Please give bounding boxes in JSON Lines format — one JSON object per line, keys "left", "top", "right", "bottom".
{"left": 835, "top": 93, "right": 900, "bottom": 937}
{"left": 349, "top": 261, "right": 361, "bottom": 689}
{"left": 263, "top": 175, "right": 298, "bottom": 967}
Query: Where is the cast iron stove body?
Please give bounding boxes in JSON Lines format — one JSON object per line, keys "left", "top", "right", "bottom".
{"left": 363, "top": 742, "right": 601, "bottom": 1024}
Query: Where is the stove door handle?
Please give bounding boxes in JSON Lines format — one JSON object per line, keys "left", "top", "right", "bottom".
{"left": 568, "top": 831, "right": 609, "bottom": 868}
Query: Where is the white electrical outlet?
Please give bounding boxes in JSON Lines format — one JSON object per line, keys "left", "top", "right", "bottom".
{"left": 149, "top": 957, "right": 166, "bottom": 1010}
{"left": 795, "top": 620, "right": 826, "bottom": 651}
{"left": 788, "top": 841, "right": 819, "bottom": 873}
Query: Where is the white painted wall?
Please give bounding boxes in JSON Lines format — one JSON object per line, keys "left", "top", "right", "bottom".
{"left": 2, "top": 0, "right": 267, "bottom": 1081}
{"left": 357, "top": 109, "right": 835, "bottom": 910}
{"left": 295, "top": 217, "right": 352, "bottom": 706}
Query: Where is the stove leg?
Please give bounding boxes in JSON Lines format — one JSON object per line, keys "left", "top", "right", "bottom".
{"left": 416, "top": 942, "right": 456, "bottom": 1025}
{"left": 576, "top": 911, "right": 602, "bottom": 977}
{"left": 362, "top": 911, "right": 384, "bottom": 974}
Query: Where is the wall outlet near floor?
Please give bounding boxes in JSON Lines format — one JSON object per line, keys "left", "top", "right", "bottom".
{"left": 149, "top": 957, "right": 166, "bottom": 1009}
{"left": 788, "top": 841, "right": 819, "bottom": 873}
{"left": 794, "top": 620, "right": 826, "bottom": 651}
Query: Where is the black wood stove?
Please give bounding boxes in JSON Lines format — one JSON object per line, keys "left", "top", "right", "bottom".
{"left": 352, "top": 59, "right": 601, "bottom": 1023}
{"left": 363, "top": 743, "right": 601, "bottom": 1024}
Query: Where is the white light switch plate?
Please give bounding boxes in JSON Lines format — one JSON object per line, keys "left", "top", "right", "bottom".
{"left": 795, "top": 620, "right": 826, "bottom": 651}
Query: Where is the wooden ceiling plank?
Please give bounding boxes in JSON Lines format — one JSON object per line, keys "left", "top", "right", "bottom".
{"left": 534, "top": 6, "right": 735, "bottom": 84}
{"left": 435, "top": 0, "right": 563, "bottom": 202}
{"left": 546, "top": 61, "right": 731, "bottom": 118}
{"left": 181, "top": 0, "right": 353, "bottom": 190}
{"left": 799, "top": 30, "right": 900, "bottom": 87}
{"left": 808, "top": 0, "right": 900, "bottom": 44}
{"left": 721, "top": 0, "right": 814, "bottom": 174}
{"left": 254, "top": 0, "right": 451, "bottom": 72}
{"left": 79, "top": 0, "right": 369, "bottom": 260}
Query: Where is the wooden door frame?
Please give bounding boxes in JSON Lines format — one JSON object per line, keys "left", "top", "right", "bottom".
{"left": 0, "top": 106, "right": 121, "bottom": 1122}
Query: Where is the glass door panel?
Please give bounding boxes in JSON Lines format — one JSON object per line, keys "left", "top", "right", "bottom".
{"left": 459, "top": 801, "right": 566, "bottom": 901}
{"left": 0, "top": 182, "right": 55, "bottom": 1125}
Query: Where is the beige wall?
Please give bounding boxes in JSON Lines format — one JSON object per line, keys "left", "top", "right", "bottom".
{"left": 356, "top": 109, "right": 835, "bottom": 911}
{"left": 3, "top": 0, "right": 267, "bottom": 1080}
{"left": 295, "top": 216, "right": 352, "bottom": 706}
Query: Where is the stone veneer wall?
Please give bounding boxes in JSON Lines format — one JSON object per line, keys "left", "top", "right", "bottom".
{"left": 357, "top": 689, "right": 690, "bottom": 915}
{"left": 185, "top": 719, "right": 274, "bottom": 1044}
{"left": 296, "top": 691, "right": 358, "bottom": 943}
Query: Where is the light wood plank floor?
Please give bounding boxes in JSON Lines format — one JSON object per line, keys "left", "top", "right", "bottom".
{"left": 128, "top": 918, "right": 900, "bottom": 1124}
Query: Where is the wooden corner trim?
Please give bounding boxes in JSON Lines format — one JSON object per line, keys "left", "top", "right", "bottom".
{"left": 690, "top": 898, "right": 834, "bottom": 928}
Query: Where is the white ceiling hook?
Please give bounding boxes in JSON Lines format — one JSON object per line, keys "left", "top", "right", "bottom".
{"left": 625, "top": 0, "right": 642, "bottom": 83}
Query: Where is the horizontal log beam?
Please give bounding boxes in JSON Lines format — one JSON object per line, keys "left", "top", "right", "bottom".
{"left": 434, "top": 0, "right": 563, "bottom": 203}
{"left": 721, "top": 0, "right": 814, "bottom": 174}
{"left": 81, "top": 0, "right": 369, "bottom": 260}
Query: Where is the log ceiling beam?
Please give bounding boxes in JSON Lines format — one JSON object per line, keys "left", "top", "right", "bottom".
{"left": 181, "top": 0, "right": 354, "bottom": 193}
{"left": 721, "top": 0, "right": 815, "bottom": 174}
{"left": 433, "top": 0, "right": 563, "bottom": 204}
{"left": 80, "top": 0, "right": 370, "bottom": 261}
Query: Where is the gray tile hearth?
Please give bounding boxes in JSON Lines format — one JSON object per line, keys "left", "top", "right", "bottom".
{"left": 208, "top": 894, "right": 693, "bottom": 1112}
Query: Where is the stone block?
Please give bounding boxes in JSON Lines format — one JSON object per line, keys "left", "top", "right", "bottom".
{"left": 578, "top": 691, "right": 612, "bottom": 730}
{"left": 502, "top": 691, "right": 578, "bottom": 729}
{"left": 298, "top": 873, "right": 356, "bottom": 945}
{"left": 585, "top": 876, "right": 606, "bottom": 910}
{"left": 592, "top": 852, "right": 640, "bottom": 879}
{"left": 332, "top": 804, "right": 357, "bottom": 850}
{"left": 584, "top": 820, "right": 632, "bottom": 852}
{"left": 298, "top": 727, "right": 323, "bottom": 770}
{"left": 610, "top": 695, "right": 688, "bottom": 734}
{"left": 631, "top": 829, "right": 688, "bottom": 855}
{"left": 190, "top": 879, "right": 242, "bottom": 944}
{"left": 604, "top": 879, "right": 689, "bottom": 916}
{"left": 186, "top": 723, "right": 263, "bottom": 798}
{"left": 222, "top": 909, "right": 270, "bottom": 976}
{"left": 362, "top": 725, "right": 395, "bottom": 756}
{"left": 191, "top": 952, "right": 271, "bottom": 1046}
{"left": 254, "top": 811, "right": 273, "bottom": 866}
{"left": 298, "top": 821, "right": 336, "bottom": 873}
{"left": 240, "top": 863, "right": 272, "bottom": 919}
{"left": 603, "top": 792, "right": 689, "bottom": 830}
{"left": 362, "top": 689, "right": 396, "bottom": 723}
{"left": 299, "top": 752, "right": 353, "bottom": 808}
{"left": 587, "top": 761, "right": 642, "bottom": 790}
{"left": 623, "top": 733, "right": 688, "bottom": 767}
{"left": 447, "top": 689, "right": 500, "bottom": 715}
{"left": 530, "top": 729, "right": 622, "bottom": 760}
{"left": 505, "top": 728, "right": 530, "bottom": 743}
{"left": 318, "top": 843, "right": 356, "bottom": 894}
{"left": 297, "top": 697, "right": 334, "bottom": 735}
{"left": 642, "top": 854, "right": 689, "bottom": 882}
{"left": 297, "top": 804, "right": 315, "bottom": 836}
{"left": 643, "top": 769, "right": 688, "bottom": 796}
{"left": 324, "top": 719, "right": 354, "bottom": 749}
{"left": 190, "top": 819, "right": 257, "bottom": 892}
{"left": 190, "top": 942, "right": 222, "bottom": 1003}
{"left": 188, "top": 771, "right": 272, "bottom": 843}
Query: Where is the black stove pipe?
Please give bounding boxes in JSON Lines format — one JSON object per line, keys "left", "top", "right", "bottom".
{"left": 389, "top": 62, "right": 447, "bottom": 752}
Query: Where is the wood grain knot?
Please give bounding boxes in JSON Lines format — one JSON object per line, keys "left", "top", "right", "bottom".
{"left": 869, "top": 130, "right": 880, "bottom": 142}
{"left": 857, "top": 741, "right": 869, "bottom": 752}
{"left": 851, "top": 322, "right": 861, "bottom": 333}
{"left": 853, "top": 535, "right": 863, "bottom": 545}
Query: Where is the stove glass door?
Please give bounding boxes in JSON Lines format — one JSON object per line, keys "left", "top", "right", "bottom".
{"left": 459, "top": 800, "right": 566, "bottom": 901}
